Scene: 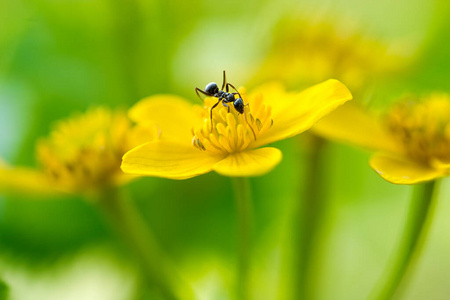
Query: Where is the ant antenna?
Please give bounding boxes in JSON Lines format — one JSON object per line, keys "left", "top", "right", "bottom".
{"left": 221, "top": 70, "right": 227, "bottom": 91}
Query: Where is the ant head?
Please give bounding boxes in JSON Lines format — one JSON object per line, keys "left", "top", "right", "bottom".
{"left": 233, "top": 98, "right": 245, "bottom": 114}
{"left": 205, "top": 82, "right": 219, "bottom": 95}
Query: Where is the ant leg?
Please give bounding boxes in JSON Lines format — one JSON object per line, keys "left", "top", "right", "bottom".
{"left": 196, "top": 87, "right": 211, "bottom": 101}
{"left": 241, "top": 101, "right": 251, "bottom": 114}
{"left": 226, "top": 83, "right": 240, "bottom": 94}
{"left": 221, "top": 70, "right": 227, "bottom": 91}
{"left": 210, "top": 99, "right": 222, "bottom": 131}
{"left": 222, "top": 101, "right": 230, "bottom": 113}
{"left": 226, "top": 83, "right": 242, "bottom": 99}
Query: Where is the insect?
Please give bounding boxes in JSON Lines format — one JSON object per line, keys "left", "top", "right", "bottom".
{"left": 196, "top": 71, "right": 255, "bottom": 139}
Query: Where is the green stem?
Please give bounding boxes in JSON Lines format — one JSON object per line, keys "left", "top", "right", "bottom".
{"left": 0, "top": 277, "right": 8, "bottom": 300}
{"left": 96, "top": 187, "right": 194, "bottom": 300}
{"left": 232, "top": 177, "right": 253, "bottom": 300}
{"left": 369, "top": 179, "right": 439, "bottom": 300}
{"left": 294, "top": 135, "right": 327, "bottom": 300}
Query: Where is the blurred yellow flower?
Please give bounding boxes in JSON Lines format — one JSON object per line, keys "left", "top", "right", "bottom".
{"left": 0, "top": 107, "right": 157, "bottom": 195}
{"left": 121, "top": 80, "right": 352, "bottom": 179}
{"left": 251, "top": 16, "right": 409, "bottom": 94}
{"left": 313, "top": 94, "right": 450, "bottom": 184}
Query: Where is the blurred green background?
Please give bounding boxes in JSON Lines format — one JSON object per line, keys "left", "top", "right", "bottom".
{"left": 1, "top": 0, "right": 450, "bottom": 299}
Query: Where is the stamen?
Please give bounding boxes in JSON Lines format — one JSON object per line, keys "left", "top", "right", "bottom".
{"left": 236, "top": 124, "right": 245, "bottom": 149}
{"left": 256, "top": 119, "right": 263, "bottom": 131}
{"left": 219, "top": 135, "right": 233, "bottom": 153}
{"left": 192, "top": 94, "right": 273, "bottom": 153}
{"left": 208, "top": 133, "right": 222, "bottom": 149}
{"left": 216, "top": 123, "right": 227, "bottom": 137}
{"left": 387, "top": 95, "right": 450, "bottom": 164}
{"left": 37, "top": 108, "right": 131, "bottom": 191}
{"left": 249, "top": 113, "right": 255, "bottom": 124}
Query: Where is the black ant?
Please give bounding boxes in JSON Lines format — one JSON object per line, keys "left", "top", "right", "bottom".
{"left": 196, "top": 71, "right": 256, "bottom": 139}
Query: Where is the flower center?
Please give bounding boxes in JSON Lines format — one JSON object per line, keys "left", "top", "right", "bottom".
{"left": 192, "top": 92, "right": 273, "bottom": 153}
{"left": 386, "top": 94, "right": 450, "bottom": 165}
{"left": 36, "top": 108, "right": 132, "bottom": 191}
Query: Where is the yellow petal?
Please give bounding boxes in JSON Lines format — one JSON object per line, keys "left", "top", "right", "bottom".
{"left": 0, "top": 165, "right": 59, "bottom": 196}
{"left": 127, "top": 123, "right": 162, "bottom": 149}
{"left": 129, "top": 95, "right": 202, "bottom": 142}
{"left": 312, "top": 102, "right": 403, "bottom": 154}
{"left": 250, "top": 79, "right": 352, "bottom": 148}
{"left": 121, "top": 141, "right": 225, "bottom": 180}
{"left": 213, "top": 147, "right": 282, "bottom": 177}
{"left": 431, "top": 158, "right": 450, "bottom": 170}
{"left": 369, "top": 153, "right": 445, "bottom": 185}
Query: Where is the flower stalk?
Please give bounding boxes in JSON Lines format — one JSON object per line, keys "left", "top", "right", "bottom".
{"left": 295, "top": 135, "right": 327, "bottom": 300}
{"left": 369, "top": 179, "right": 439, "bottom": 300}
{"left": 96, "top": 187, "right": 194, "bottom": 300}
{"left": 232, "top": 177, "right": 253, "bottom": 300}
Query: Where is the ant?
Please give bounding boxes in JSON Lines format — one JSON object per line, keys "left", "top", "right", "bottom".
{"left": 196, "top": 71, "right": 255, "bottom": 139}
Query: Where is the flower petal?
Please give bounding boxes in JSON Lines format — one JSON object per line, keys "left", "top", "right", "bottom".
{"left": 0, "top": 165, "right": 59, "bottom": 195}
{"left": 213, "top": 147, "right": 282, "bottom": 177}
{"left": 431, "top": 158, "right": 450, "bottom": 170}
{"left": 121, "top": 141, "right": 225, "bottom": 180}
{"left": 129, "top": 95, "right": 202, "bottom": 142}
{"left": 251, "top": 79, "right": 352, "bottom": 148}
{"left": 312, "top": 102, "right": 404, "bottom": 154}
{"left": 369, "top": 153, "right": 445, "bottom": 184}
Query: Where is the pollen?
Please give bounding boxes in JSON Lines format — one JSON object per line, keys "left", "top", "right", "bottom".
{"left": 386, "top": 94, "right": 450, "bottom": 165}
{"left": 192, "top": 92, "right": 273, "bottom": 154}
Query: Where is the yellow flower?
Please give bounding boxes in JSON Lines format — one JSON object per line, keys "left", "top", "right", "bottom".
{"left": 0, "top": 107, "right": 157, "bottom": 195}
{"left": 251, "top": 16, "right": 408, "bottom": 94}
{"left": 313, "top": 94, "right": 450, "bottom": 184}
{"left": 121, "top": 80, "right": 352, "bottom": 179}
